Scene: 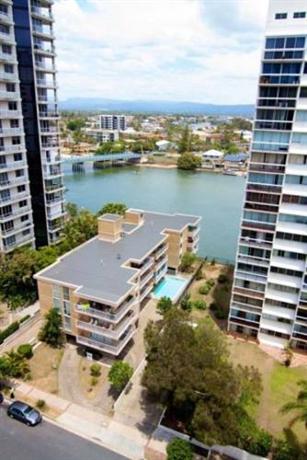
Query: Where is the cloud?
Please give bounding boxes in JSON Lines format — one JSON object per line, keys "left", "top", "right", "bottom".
{"left": 53, "top": 0, "right": 269, "bottom": 104}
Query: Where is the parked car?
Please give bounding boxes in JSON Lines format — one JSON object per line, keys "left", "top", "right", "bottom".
{"left": 7, "top": 401, "right": 42, "bottom": 426}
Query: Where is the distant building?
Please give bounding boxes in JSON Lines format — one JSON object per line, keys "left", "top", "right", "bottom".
{"left": 202, "top": 149, "right": 224, "bottom": 161}
{"left": 156, "top": 140, "right": 176, "bottom": 151}
{"left": 98, "top": 115, "right": 126, "bottom": 131}
{"left": 85, "top": 129, "right": 119, "bottom": 143}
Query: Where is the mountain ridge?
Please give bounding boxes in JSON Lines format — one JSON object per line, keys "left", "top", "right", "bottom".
{"left": 59, "top": 97, "right": 254, "bottom": 117}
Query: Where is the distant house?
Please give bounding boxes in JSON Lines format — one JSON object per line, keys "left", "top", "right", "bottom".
{"left": 155, "top": 140, "right": 176, "bottom": 151}
{"left": 224, "top": 153, "right": 248, "bottom": 163}
{"left": 202, "top": 149, "right": 224, "bottom": 161}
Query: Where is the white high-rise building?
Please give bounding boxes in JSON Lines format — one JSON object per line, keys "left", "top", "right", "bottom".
{"left": 0, "top": 0, "right": 65, "bottom": 253}
{"left": 228, "top": 0, "right": 307, "bottom": 350}
{"left": 98, "top": 114, "right": 126, "bottom": 131}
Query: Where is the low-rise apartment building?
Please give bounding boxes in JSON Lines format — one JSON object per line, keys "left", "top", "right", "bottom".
{"left": 34, "top": 209, "right": 201, "bottom": 356}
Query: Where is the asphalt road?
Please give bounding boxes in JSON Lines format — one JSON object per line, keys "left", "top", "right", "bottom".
{"left": 0, "top": 404, "right": 128, "bottom": 460}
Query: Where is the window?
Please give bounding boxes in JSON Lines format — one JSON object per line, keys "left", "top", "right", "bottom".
{"left": 275, "top": 13, "right": 287, "bottom": 20}
{"left": 22, "top": 229, "right": 30, "bottom": 236}
{"left": 8, "top": 101, "right": 17, "bottom": 110}
{"left": 10, "top": 119, "right": 19, "bottom": 128}
{"left": 0, "top": 24, "right": 9, "bottom": 35}
{"left": 12, "top": 136, "right": 20, "bottom": 145}
{"left": 21, "top": 214, "right": 28, "bottom": 222}
{"left": 17, "top": 184, "right": 25, "bottom": 193}
{"left": 19, "top": 200, "right": 27, "bottom": 208}
{"left": 0, "top": 4, "right": 8, "bottom": 15}
{"left": 4, "top": 64, "right": 13, "bottom": 74}
{"left": 15, "top": 169, "right": 24, "bottom": 177}
{"left": 14, "top": 153, "right": 22, "bottom": 161}
{"left": 294, "top": 12, "right": 306, "bottom": 18}
{"left": 4, "top": 235, "right": 16, "bottom": 247}
{"left": 6, "top": 83, "right": 15, "bottom": 92}
{"left": 2, "top": 44, "right": 11, "bottom": 55}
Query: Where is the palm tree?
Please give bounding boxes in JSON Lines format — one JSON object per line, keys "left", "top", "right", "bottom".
{"left": 281, "top": 380, "right": 307, "bottom": 428}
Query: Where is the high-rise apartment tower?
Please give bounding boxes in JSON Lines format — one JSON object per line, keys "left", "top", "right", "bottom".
{"left": 228, "top": 0, "right": 307, "bottom": 350}
{"left": 0, "top": 0, "right": 65, "bottom": 253}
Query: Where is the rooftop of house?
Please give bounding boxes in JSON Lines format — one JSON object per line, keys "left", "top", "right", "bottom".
{"left": 35, "top": 209, "right": 201, "bottom": 306}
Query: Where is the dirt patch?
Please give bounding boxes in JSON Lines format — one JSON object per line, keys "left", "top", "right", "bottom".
{"left": 78, "top": 358, "right": 109, "bottom": 400}
{"left": 29, "top": 343, "right": 63, "bottom": 394}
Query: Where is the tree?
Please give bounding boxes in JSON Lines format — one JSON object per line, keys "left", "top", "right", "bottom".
{"left": 157, "top": 297, "right": 173, "bottom": 315}
{"left": 166, "top": 438, "right": 193, "bottom": 460}
{"left": 178, "top": 126, "right": 191, "bottom": 153}
{"left": 179, "top": 252, "right": 197, "bottom": 272}
{"left": 97, "top": 202, "right": 127, "bottom": 217}
{"left": 59, "top": 208, "right": 97, "bottom": 252}
{"left": 142, "top": 309, "right": 263, "bottom": 448}
{"left": 66, "top": 118, "right": 86, "bottom": 132}
{"left": 108, "top": 360, "right": 133, "bottom": 391}
{"left": 0, "top": 350, "right": 30, "bottom": 379}
{"left": 281, "top": 380, "right": 307, "bottom": 428}
{"left": 39, "top": 309, "right": 64, "bottom": 348}
{"left": 177, "top": 153, "right": 202, "bottom": 171}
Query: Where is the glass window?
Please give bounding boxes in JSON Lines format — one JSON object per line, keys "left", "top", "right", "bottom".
{"left": 275, "top": 13, "right": 287, "bottom": 20}
{"left": 294, "top": 12, "right": 306, "bottom": 18}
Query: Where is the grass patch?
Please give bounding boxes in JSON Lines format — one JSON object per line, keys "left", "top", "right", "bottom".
{"left": 29, "top": 343, "right": 63, "bottom": 394}
{"left": 227, "top": 337, "right": 307, "bottom": 442}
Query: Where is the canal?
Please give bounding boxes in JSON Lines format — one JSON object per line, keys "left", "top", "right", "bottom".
{"left": 64, "top": 165, "right": 245, "bottom": 263}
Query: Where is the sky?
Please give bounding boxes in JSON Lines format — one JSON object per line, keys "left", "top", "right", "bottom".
{"left": 53, "top": 0, "right": 270, "bottom": 104}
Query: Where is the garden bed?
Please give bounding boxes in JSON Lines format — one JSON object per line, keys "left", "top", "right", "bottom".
{"left": 78, "top": 358, "right": 109, "bottom": 400}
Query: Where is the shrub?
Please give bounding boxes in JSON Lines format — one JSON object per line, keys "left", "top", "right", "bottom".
{"left": 210, "top": 302, "right": 228, "bottom": 320}
{"left": 108, "top": 361, "right": 133, "bottom": 392}
{"left": 20, "top": 315, "right": 31, "bottom": 324}
{"left": 273, "top": 439, "right": 301, "bottom": 460}
{"left": 180, "top": 252, "right": 197, "bottom": 272}
{"left": 166, "top": 438, "right": 193, "bottom": 460}
{"left": 192, "top": 299, "right": 207, "bottom": 310}
{"left": 157, "top": 297, "right": 173, "bottom": 315}
{"left": 180, "top": 294, "right": 192, "bottom": 312}
{"left": 17, "top": 344, "right": 33, "bottom": 359}
{"left": 36, "top": 399, "right": 46, "bottom": 409}
{"left": 0, "top": 321, "right": 20, "bottom": 345}
{"left": 177, "top": 153, "right": 202, "bottom": 171}
{"left": 207, "top": 279, "right": 215, "bottom": 288}
{"left": 91, "top": 377, "right": 98, "bottom": 386}
{"left": 90, "top": 363, "right": 101, "bottom": 377}
{"left": 198, "top": 283, "right": 211, "bottom": 295}
{"left": 218, "top": 274, "right": 228, "bottom": 284}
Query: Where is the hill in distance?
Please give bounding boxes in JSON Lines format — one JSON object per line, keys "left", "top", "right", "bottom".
{"left": 59, "top": 97, "right": 254, "bottom": 117}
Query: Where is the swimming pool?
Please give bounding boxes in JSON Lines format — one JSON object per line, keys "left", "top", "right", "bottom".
{"left": 152, "top": 275, "right": 188, "bottom": 302}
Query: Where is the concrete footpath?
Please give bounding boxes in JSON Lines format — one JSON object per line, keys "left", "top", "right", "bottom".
{"left": 15, "top": 382, "right": 148, "bottom": 460}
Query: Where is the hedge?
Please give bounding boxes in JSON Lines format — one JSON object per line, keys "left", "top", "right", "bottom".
{"left": 0, "top": 321, "right": 20, "bottom": 344}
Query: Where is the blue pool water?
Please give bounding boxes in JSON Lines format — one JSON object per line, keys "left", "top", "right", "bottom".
{"left": 153, "top": 275, "right": 188, "bottom": 301}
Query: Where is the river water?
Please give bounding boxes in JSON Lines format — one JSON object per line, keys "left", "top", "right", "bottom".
{"left": 64, "top": 165, "right": 245, "bottom": 263}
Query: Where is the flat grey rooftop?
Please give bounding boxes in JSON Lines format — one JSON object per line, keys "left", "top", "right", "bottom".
{"left": 37, "top": 210, "right": 200, "bottom": 305}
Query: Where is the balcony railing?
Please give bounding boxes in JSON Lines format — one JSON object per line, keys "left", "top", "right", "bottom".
{"left": 77, "top": 314, "right": 136, "bottom": 340}
{"left": 0, "top": 110, "right": 22, "bottom": 118}
{"left": 76, "top": 326, "right": 136, "bottom": 355}
{"left": 76, "top": 296, "right": 137, "bottom": 323}
{"left": 0, "top": 72, "right": 18, "bottom": 82}
{"left": 0, "top": 160, "right": 26, "bottom": 171}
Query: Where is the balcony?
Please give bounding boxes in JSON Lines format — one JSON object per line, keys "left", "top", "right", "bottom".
{"left": 0, "top": 110, "right": 22, "bottom": 118}
{"left": 76, "top": 326, "right": 136, "bottom": 356}
{"left": 39, "top": 111, "right": 59, "bottom": 119}
{"left": 0, "top": 90, "right": 20, "bottom": 100}
{"left": 229, "top": 316, "right": 259, "bottom": 329}
{"left": 286, "top": 164, "right": 307, "bottom": 175}
{"left": 0, "top": 72, "right": 18, "bottom": 82}
{"left": 274, "top": 238, "right": 307, "bottom": 255}
{"left": 76, "top": 296, "right": 137, "bottom": 323}
{"left": 241, "top": 220, "right": 275, "bottom": 233}
{"left": 154, "top": 244, "right": 168, "bottom": 260}
{"left": 268, "top": 271, "right": 302, "bottom": 289}
{"left": 34, "top": 44, "right": 55, "bottom": 57}
{"left": 2, "top": 232, "right": 35, "bottom": 253}
{"left": 140, "top": 282, "right": 154, "bottom": 302}
{"left": 31, "top": 6, "right": 54, "bottom": 22}
{"left": 265, "top": 288, "right": 299, "bottom": 305}
{"left": 262, "top": 304, "right": 296, "bottom": 321}
{"left": 140, "top": 270, "right": 154, "bottom": 289}
{"left": 260, "top": 317, "right": 292, "bottom": 336}
{"left": 35, "top": 61, "right": 56, "bottom": 73}
{"left": 36, "top": 78, "right": 57, "bottom": 88}
{"left": 0, "top": 160, "right": 27, "bottom": 171}
{"left": 239, "top": 236, "right": 272, "bottom": 250}
{"left": 0, "top": 190, "right": 29, "bottom": 204}
{"left": 1, "top": 220, "right": 33, "bottom": 236}
{"left": 289, "top": 143, "right": 307, "bottom": 154}
{"left": 0, "top": 145, "right": 25, "bottom": 154}
{"left": 276, "top": 220, "right": 307, "bottom": 236}
{"left": 249, "top": 163, "right": 285, "bottom": 174}
{"left": 44, "top": 182, "right": 65, "bottom": 192}
{"left": 32, "top": 25, "right": 54, "bottom": 40}
{"left": 0, "top": 127, "right": 24, "bottom": 136}
{"left": 139, "top": 257, "right": 154, "bottom": 275}
{"left": 0, "top": 205, "right": 31, "bottom": 222}
{"left": 233, "top": 286, "right": 265, "bottom": 299}
{"left": 46, "top": 195, "right": 63, "bottom": 205}
{"left": 77, "top": 313, "right": 136, "bottom": 340}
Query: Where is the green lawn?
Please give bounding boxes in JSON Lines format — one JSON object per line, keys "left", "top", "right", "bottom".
{"left": 227, "top": 338, "right": 307, "bottom": 441}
